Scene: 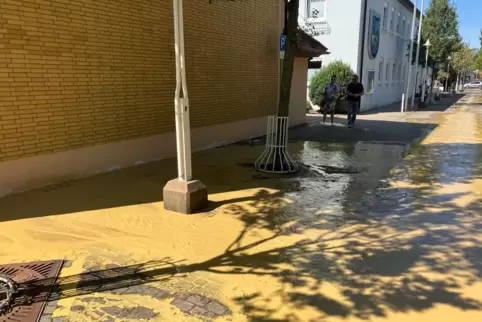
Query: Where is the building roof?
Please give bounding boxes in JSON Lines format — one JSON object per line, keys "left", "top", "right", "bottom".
{"left": 295, "top": 29, "right": 329, "bottom": 58}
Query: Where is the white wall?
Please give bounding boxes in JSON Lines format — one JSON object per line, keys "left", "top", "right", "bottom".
{"left": 300, "top": 0, "right": 363, "bottom": 82}
{"left": 290, "top": 58, "right": 309, "bottom": 126}
{"left": 360, "top": 0, "right": 423, "bottom": 110}
{"left": 302, "top": 0, "right": 428, "bottom": 111}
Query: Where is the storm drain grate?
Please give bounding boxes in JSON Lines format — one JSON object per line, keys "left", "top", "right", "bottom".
{"left": 0, "top": 260, "right": 63, "bottom": 322}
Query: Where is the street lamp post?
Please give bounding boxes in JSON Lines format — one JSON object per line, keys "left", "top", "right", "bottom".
{"left": 163, "top": 0, "right": 208, "bottom": 214}
{"left": 421, "top": 39, "right": 431, "bottom": 103}
{"left": 445, "top": 56, "right": 452, "bottom": 93}
{"left": 405, "top": 0, "right": 418, "bottom": 112}
{"left": 411, "top": 0, "right": 424, "bottom": 109}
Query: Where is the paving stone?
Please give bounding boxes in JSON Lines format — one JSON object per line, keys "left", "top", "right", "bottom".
{"left": 128, "top": 284, "right": 164, "bottom": 297}
{"left": 190, "top": 306, "right": 208, "bottom": 316}
{"left": 152, "top": 289, "right": 172, "bottom": 300}
{"left": 39, "top": 316, "right": 52, "bottom": 322}
{"left": 86, "top": 266, "right": 102, "bottom": 273}
{"left": 52, "top": 318, "right": 67, "bottom": 322}
{"left": 81, "top": 296, "right": 106, "bottom": 304}
{"left": 173, "top": 292, "right": 190, "bottom": 300}
{"left": 122, "top": 285, "right": 149, "bottom": 294}
{"left": 102, "top": 318, "right": 115, "bottom": 322}
{"left": 105, "top": 264, "right": 121, "bottom": 269}
{"left": 71, "top": 305, "right": 85, "bottom": 311}
{"left": 124, "top": 307, "right": 157, "bottom": 319}
{"left": 206, "top": 301, "right": 229, "bottom": 315}
{"left": 108, "top": 287, "right": 129, "bottom": 294}
{"left": 42, "top": 305, "right": 56, "bottom": 314}
{"left": 186, "top": 294, "right": 211, "bottom": 307}
{"left": 171, "top": 298, "right": 195, "bottom": 313}
{"left": 102, "top": 306, "right": 123, "bottom": 316}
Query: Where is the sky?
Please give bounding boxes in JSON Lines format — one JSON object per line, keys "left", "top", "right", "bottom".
{"left": 417, "top": 0, "right": 481, "bottom": 49}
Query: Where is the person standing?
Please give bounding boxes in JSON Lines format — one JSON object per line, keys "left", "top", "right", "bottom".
{"left": 346, "top": 75, "right": 365, "bottom": 128}
{"left": 323, "top": 76, "right": 340, "bottom": 125}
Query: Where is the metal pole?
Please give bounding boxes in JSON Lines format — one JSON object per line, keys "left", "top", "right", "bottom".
{"left": 445, "top": 59, "right": 451, "bottom": 93}
{"left": 173, "top": 0, "right": 192, "bottom": 181}
{"left": 178, "top": 0, "right": 192, "bottom": 181}
{"left": 401, "top": 93, "right": 405, "bottom": 113}
{"left": 405, "top": 0, "right": 418, "bottom": 111}
{"left": 421, "top": 39, "right": 430, "bottom": 102}
{"left": 411, "top": 0, "right": 424, "bottom": 109}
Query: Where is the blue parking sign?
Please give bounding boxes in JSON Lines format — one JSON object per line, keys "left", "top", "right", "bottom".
{"left": 280, "top": 35, "right": 287, "bottom": 51}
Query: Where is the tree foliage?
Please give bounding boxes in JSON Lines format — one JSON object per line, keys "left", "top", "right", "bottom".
{"left": 422, "top": 0, "right": 462, "bottom": 64}
{"left": 308, "top": 61, "right": 354, "bottom": 105}
{"left": 476, "top": 30, "right": 482, "bottom": 71}
{"left": 476, "top": 50, "right": 482, "bottom": 71}
{"left": 409, "top": 34, "right": 436, "bottom": 67}
{"left": 452, "top": 43, "right": 476, "bottom": 72}
{"left": 437, "top": 70, "right": 449, "bottom": 82}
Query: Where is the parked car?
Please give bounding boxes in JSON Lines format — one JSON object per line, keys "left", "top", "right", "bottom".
{"left": 464, "top": 80, "right": 482, "bottom": 89}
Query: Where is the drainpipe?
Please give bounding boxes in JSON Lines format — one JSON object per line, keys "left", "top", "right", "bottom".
{"left": 359, "top": 0, "right": 368, "bottom": 81}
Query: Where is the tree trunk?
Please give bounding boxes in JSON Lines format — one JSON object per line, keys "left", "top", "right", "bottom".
{"left": 455, "top": 70, "right": 460, "bottom": 92}
{"left": 267, "top": 0, "right": 300, "bottom": 172}
{"left": 277, "top": 0, "right": 299, "bottom": 117}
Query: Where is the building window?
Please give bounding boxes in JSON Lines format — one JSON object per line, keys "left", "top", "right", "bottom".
{"left": 392, "top": 62, "right": 396, "bottom": 82}
{"left": 366, "top": 70, "right": 376, "bottom": 94}
{"left": 407, "top": 20, "right": 411, "bottom": 39}
{"left": 402, "top": 63, "right": 406, "bottom": 82}
{"left": 383, "top": 5, "right": 388, "bottom": 29}
{"left": 307, "top": 0, "right": 326, "bottom": 19}
{"left": 390, "top": 8, "right": 395, "bottom": 32}
{"left": 386, "top": 63, "right": 390, "bottom": 84}
{"left": 402, "top": 18, "right": 406, "bottom": 39}
{"left": 398, "top": 63, "right": 402, "bottom": 82}
{"left": 378, "top": 58, "right": 384, "bottom": 83}
{"left": 396, "top": 13, "right": 401, "bottom": 34}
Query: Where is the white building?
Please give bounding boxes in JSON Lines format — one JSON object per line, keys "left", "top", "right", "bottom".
{"left": 301, "top": 0, "right": 432, "bottom": 111}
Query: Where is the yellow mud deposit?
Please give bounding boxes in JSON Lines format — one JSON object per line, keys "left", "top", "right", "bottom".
{"left": 1, "top": 104, "right": 482, "bottom": 321}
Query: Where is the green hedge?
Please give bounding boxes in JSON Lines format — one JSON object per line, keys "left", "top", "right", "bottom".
{"left": 309, "top": 61, "right": 355, "bottom": 106}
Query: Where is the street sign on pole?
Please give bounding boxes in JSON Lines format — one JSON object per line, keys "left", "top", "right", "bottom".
{"left": 280, "top": 35, "right": 286, "bottom": 51}
{"left": 280, "top": 35, "right": 286, "bottom": 60}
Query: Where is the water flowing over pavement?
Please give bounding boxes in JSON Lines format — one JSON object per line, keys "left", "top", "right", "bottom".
{"left": 0, "top": 93, "right": 482, "bottom": 321}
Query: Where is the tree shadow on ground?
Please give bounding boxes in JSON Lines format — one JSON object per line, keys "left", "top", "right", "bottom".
{"left": 2, "top": 102, "right": 482, "bottom": 319}
{"left": 17, "top": 139, "right": 482, "bottom": 320}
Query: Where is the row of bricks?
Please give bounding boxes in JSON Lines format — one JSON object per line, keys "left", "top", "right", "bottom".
{"left": 0, "top": 108, "right": 271, "bottom": 132}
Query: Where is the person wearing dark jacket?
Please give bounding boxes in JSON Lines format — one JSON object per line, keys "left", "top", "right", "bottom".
{"left": 346, "top": 75, "right": 364, "bottom": 128}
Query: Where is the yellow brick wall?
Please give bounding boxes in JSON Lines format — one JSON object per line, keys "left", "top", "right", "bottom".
{"left": 0, "top": 0, "right": 279, "bottom": 161}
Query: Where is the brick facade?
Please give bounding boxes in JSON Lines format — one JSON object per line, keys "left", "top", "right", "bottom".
{"left": 0, "top": 0, "right": 279, "bottom": 162}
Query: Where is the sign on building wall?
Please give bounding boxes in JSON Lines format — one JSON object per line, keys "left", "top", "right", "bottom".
{"left": 368, "top": 10, "right": 381, "bottom": 60}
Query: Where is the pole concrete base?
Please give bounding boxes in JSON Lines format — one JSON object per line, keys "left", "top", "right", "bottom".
{"left": 163, "top": 179, "right": 208, "bottom": 214}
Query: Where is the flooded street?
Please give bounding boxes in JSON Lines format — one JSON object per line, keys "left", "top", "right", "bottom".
{"left": 0, "top": 94, "right": 482, "bottom": 321}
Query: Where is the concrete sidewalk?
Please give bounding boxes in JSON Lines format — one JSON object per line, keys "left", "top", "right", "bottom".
{"left": 288, "top": 95, "right": 462, "bottom": 145}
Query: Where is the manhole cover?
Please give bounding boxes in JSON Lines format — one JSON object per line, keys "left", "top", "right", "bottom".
{"left": 0, "top": 260, "right": 63, "bottom": 322}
